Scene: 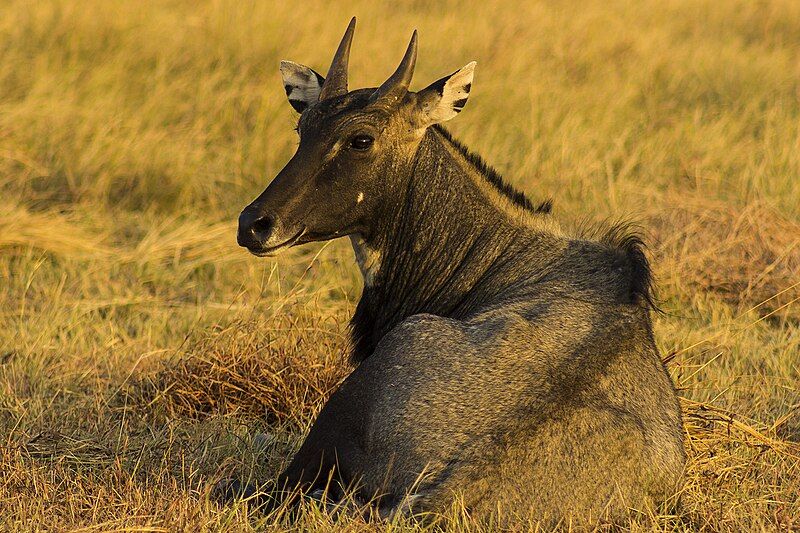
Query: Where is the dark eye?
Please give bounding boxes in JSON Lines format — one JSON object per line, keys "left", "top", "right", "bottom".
{"left": 350, "top": 134, "right": 374, "bottom": 151}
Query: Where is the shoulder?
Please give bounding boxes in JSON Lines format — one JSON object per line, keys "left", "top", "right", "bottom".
{"left": 380, "top": 313, "right": 466, "bottom": 349}
{"left": 547, "top": 222, "right": 655, "bottom": 309}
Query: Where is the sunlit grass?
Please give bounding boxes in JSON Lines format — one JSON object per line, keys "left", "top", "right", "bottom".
{"left": 1, "top": 0, "right": 798, "bottom": 530}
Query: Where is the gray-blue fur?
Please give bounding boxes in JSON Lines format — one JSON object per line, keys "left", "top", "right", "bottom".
{"left": 231, "top": 18, "right": 685, "bottom": 527}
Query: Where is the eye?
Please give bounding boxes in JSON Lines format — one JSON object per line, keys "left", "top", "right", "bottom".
{"left": 349, "top": 134, "right": 374, "bottom": 151}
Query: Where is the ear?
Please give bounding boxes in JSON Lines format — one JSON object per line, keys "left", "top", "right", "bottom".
{"left": 413, "top": 61, "right": 475, "bottom": 128}
{"left": 280, "top": 61, "right": 325, "bottom": 113}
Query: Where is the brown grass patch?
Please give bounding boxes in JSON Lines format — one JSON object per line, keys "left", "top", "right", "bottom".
{"left": 131, "top": 313, "right": 351, "bottom": 428}
{"left": 679, "top": 398, "right": 800, "bottom": 531}
{"left": 650, "top": 194, "right": 800, "bottom": 320}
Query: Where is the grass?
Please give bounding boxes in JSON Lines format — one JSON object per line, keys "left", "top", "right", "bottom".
{"left": 1, "top": 0, "right": 799, "bottom": 530}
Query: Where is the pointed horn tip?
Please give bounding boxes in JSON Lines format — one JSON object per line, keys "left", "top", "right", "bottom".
{"left": 341, "top": 16, "right": 356, "bottom": 38}
{"left": 404, "top": 30, "right": 418, "bottom": 59}
{"left": 339, "top": 17, "right": 356, "bottom": 39}
{"left": 319, "top": 16, "right": 357, "bottom": 100}
{"left": 368, "top": 27, "right": 419, "bottom": 103}
{"left": 336, "top": 18, "right": 356, "bottom": 51}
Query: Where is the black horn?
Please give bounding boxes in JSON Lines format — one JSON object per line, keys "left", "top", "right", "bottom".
{"left": 318, "top": 17, "right": 357, "bottom": 101}
{"left": 370, "top": 30, "right": 418, "bottom": 104}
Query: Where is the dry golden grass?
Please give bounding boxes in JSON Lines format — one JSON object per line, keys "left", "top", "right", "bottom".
{"left": 1, "top": 0, "right": 799, "bottom": 531}
{"left": 133, "top": 314, "right": 350, "bottom": 427}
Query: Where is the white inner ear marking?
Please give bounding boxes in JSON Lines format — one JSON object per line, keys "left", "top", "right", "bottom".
{"left": 444, "top": 62, "right": 475, "bottom": 102}
{"left": 280, "top": 61, "right": 323, "bottom": 107}
{"left": 421, "top": 61, "right": 476, "bottom": 125}
{"left": 357, "top": 192, "right": 364, "bottom": 203}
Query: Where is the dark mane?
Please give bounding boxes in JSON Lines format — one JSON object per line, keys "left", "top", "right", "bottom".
{"left": 576, "top": 220, "right": 658, "bottom": 311}
{"left": 432, "top": 125, "right": 552, "bottom": 214}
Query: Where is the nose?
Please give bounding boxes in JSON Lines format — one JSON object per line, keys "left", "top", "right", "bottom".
{"left": 237, "top": 206, "right": 275, "bottom": 249}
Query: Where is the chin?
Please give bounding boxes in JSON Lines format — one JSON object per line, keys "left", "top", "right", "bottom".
{"left": 246, "top": 246, "right": 286, "bottom": 258}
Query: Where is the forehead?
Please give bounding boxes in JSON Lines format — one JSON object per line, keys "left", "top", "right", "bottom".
{"left": 298, "top": 88, "right": 385, "bottom": 132}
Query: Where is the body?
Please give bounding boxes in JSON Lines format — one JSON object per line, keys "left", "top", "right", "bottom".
{"left": 278, "top": 127, "right": 684, "bottom": 524}
{"left": 234, "top": 19, "right": 685, "bottom": 526}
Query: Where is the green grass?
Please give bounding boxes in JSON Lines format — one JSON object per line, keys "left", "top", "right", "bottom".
{"left": 1, "top": 0, "right": 798, "bottom": 530}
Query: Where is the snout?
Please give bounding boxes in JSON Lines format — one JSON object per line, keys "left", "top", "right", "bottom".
{"left": 237, "top": 205, "right": 275, "bottom": 250}
{"left": 237, "top": 204, "right": 305, "bottom": 256}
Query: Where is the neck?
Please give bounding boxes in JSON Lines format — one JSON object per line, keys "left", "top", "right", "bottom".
{"left": 349, "top": 127, "right": 554, "bottom": 363}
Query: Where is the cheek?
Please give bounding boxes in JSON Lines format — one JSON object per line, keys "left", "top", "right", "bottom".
{"left": 329, "top": 189, "right": 370, "bottom": 228}
{"left": 314, "top": 186, "right": 367, "bottom": 225}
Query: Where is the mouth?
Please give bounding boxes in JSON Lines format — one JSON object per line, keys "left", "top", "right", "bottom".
{"left": 247, "top": 227, "right": 306, "bottom": 257}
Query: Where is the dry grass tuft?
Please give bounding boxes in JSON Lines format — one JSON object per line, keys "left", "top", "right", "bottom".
{"left": 679, "top": 398, "right": 800, "bottom": 531}
{"left": 132, "top": 315, "right": 350, "bottom": 428}
{"left": 650, "top": 194, "right": 800, "bottom": 319}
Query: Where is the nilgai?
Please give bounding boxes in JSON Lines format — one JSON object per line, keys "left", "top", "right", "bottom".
{"left": 233, "top": 17, "right": 685, "bottom": 526}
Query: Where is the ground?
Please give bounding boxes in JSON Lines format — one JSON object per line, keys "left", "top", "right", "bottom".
{"left": 1, "top": 0, "right": 799, "bottom": 531}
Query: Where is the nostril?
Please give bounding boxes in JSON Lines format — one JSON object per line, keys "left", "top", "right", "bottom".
{"left": 251, "top": 215, "right": 273, "bottom": 238}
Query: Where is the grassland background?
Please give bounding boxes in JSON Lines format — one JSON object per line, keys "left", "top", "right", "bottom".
{"left": 1, "top": 0, "right": 799, "bottom": 531}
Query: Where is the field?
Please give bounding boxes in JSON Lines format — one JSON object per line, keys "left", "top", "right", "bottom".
{"left": 1, "top": 0, "right": 799, "bottom": 530}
